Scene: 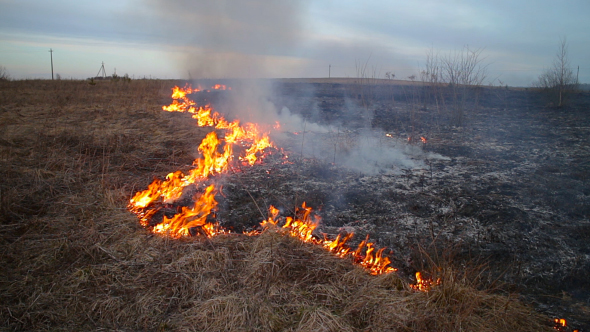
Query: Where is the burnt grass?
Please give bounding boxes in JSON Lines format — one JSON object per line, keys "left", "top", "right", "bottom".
{"left": 214, "top": 82, "right": 590, "bottom": 330}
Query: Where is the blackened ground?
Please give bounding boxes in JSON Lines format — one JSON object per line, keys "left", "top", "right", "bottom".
{"left": 212, "top": 83, "right": 590, "bottom": 330}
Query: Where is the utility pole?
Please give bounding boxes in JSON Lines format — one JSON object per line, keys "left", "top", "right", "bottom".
{"left": 329, "top": 64, "right": 331, "bottom": 78}
{"left": 49, "top": 48, "right": 54, "bottom": 80}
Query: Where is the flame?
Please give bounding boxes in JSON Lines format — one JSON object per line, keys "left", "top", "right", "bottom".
{"left": 162, "top": 84, "right": 200, "bottom": 113}
{"left": 260, "top": 203, "right": 396, "bottom": 275}
{"left": 410, "top": 272, "right": 440, "bottom": 292}
{"left": 324, "top": 233, "right": 354, "bottom": 257}
{"left": 152, "top": 184, "right": 218, "bottom": 238}
{"left": 127, "top": 83, "right": 586, "bottom": 329}
{"left": 129, "top": 84, "right": 398, "bottom": 276}
{"left": 162, "top": 85, "right": 274, "bottom": 166}
{"left": 131, "top": 178, "right": 163, "bottom": 210}
{"left": 553, "top": 318, "right": 579, "bottom": 332}
{"left": 405, "top": 136, "right": 428, "bottom": 145}
{"left": 129, "top": 85, "right": 274, "bottom": 214}
{"left": 211, "top": 84, "right": 229, "bottom": 90}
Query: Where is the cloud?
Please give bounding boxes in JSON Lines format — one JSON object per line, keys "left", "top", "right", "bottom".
{"left": 1, "top": 0, "right": 589, "bottom": 84}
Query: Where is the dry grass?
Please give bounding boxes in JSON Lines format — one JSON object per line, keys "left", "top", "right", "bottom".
{"left": 0, "top": 79, "right": 553, "bottom": 331}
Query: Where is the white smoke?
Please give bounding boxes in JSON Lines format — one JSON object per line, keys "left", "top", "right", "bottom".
{"left": 146, "top": 0, "right": 310, "bottom": 79}
{"left": 146, "top": 0, "right": 447, "bottom": 175}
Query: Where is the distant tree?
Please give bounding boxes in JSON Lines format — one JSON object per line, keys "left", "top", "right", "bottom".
{"left": 0, "top": 66, "right": 10, "bottom": 81}
{"left": 431, "top": 46, "right": 488, "bottom": 126}
{"left": 535, "top": 37, "right": 578, "bottom": 107}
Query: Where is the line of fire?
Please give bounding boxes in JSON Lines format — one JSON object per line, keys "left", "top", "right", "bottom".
{"left": 128, "top": 84, "right": 433, "bottom": 284}
{"left": 126, "top": 84, "right": 580, "bottom": 331}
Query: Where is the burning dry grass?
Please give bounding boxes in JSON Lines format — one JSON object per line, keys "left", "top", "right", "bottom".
{"left": 0, "top": 80, "right": 553, "bottom": 331}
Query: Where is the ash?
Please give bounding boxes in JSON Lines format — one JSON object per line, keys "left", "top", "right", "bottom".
{"left": 209, "top": 82, "right": 590, "bottom": 330}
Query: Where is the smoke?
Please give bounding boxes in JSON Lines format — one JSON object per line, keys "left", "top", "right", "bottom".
{"left": 196, "top": 81, "right": 444, "bottom": 175}
{"left": 146, "top": 0, "right": 446, "bottom": 175}
{"left": 339, "top": 132, "right": 418, "bottom": 174}
{"left": 146, "top": 0, "right": 310, "bottom": 78}
{"left": 274, "top": 118, "right": 450, "bottom": 175}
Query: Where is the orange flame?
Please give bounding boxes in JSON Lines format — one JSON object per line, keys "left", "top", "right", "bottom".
{"left": 129, "top": 85, "right": 274, "bottom": 215}
{"left": 553, "top": 318, "right": 579, "bottom": 332}
{"left": 211, "top": 84, "right": 229, "bottom": 90}
{"left": 420, "top": 136, "right": 427, "bottom": 144}
{"left": 152, "top": 184, "right": 219, "bottom": 238}
{"left": 163, "top": 85, "right": 274, "bottom": 166}
{"left": 129, "top": 84, "right": 400, "bottom": 276}
{"left": 260, "top": 204, "right": 397, "bottom": 275}
{"left": 410, "top": 271, "right": 440, "bottom": 291}
{"left": 129, "top": 83, "right": 588, "bottom": 332}
{"left": 555, "top": 318, "right": 567, "bottom": 327}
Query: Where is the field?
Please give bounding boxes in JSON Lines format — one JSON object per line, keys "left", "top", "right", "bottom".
{"left": 1, "top": 79, "right": 587, "bottom": 331}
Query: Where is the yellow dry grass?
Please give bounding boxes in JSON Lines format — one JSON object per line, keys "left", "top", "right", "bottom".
{"left": 0, "top": 79, "right": 552, "bottom": 331}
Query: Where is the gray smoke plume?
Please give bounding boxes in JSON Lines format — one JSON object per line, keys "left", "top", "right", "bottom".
{"left": 272, "top": 112, "right": 450, "bottom": 175}
{"left": 145, "top": 0, "right": 446, "bottom": 175}
{"left": 146, "top": 0, "right": 310, "bottom": 78}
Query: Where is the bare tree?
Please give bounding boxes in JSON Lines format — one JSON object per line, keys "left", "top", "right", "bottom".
{"left": 354, "top": 55, "right": 379, "bottom": 109}
{"left": 420, "top": 46, "right": 488, "bottom": 126}
{"left": 440, "top": 46, "right": 487, "bottom": 87}
{"left": 420, "top": 48, "right": 444, "bottom": 125}
{"left": 535, "top": 37, "right": 577, "bottom": 107}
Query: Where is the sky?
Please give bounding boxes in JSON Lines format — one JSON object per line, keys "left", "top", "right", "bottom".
{"left": 0, "top": 0, "right": 588, "bottom": 86}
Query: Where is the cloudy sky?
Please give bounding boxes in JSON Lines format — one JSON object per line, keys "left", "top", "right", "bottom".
{"left": 0, "top": 0, "right": 588, "bottom": 86}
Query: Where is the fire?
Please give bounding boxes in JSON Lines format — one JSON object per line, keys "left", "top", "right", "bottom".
{"left": 403, "top": 135, "right": 428, "bottom": 144}
{"left": 152, "top": 184, "right": 218, "bottom": 238}
{"left": 129, "top": 83, "right": 405, "bottom": 277}
{"left": 126, "top": 83, "right": 584, "bottom": 329}
{"left": 553, "top": 318, "right": 579, "bottom": 332}
{"left": 210, "top": 84, "right": 229, "bottom": 90}
{"left": 129, "top": 84, "right": 275, "bottom": 236}
{"left": 410, "top": 272, "right": 440, "bottom": 292}
{"left": 259, "top": 203, "right": 396, "bottom": 275}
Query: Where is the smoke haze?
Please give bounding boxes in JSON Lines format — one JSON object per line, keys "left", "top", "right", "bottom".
{"left": 147, "top": 0, "right": 310, "bottom": 78}
{"left": 147, "top": 0, "right": 445, "bottom": 175}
